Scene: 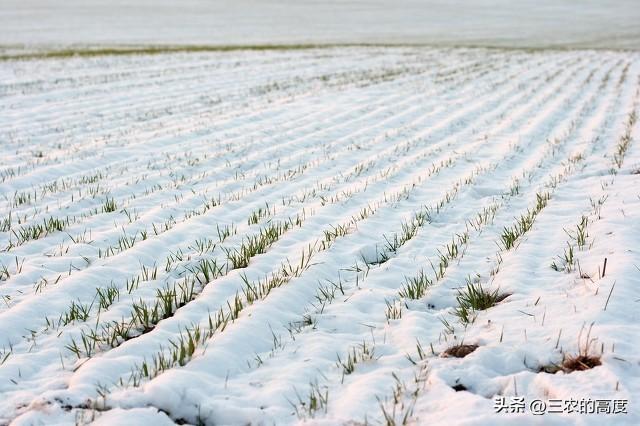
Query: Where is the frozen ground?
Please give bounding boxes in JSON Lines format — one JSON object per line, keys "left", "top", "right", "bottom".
{"left": 0, "top": 47, "right": 639, "bottom": 424}
{"left": 1, "top": 0, "right": 640, "bottom": 53}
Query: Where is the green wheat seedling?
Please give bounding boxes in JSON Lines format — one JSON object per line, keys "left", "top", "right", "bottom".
{"left": 353, "top": 204, "right": 376, "bottom": 222}
{"left": 310, "top": 277, "right": 346, "bottom": 314}
{"left": 95, "top": 284, "right": 120, "bottom": 312}
{"left": 0, "top": 212, "right": 12, "bottom": 232}
{"left": 562, "top": 216, "right": 589, "bottom": 249}
{"left": 500, "top": 192, "right": 549, "bottom": 250}
{"left": 453, "top": 282, "right": 505, "bottom": 325}
{"left": 226, "top": 293, "right": 244, "bottom": 321}
{"left": 405, "top": 340, "right": 429, "bottom": 365}
{"left": 536, "top": 192, "right": 550, "bottom": 210}
{"left": 550, "top": 243, "right": 576, "bottom": 272}
{"left": 613, "top": 109, "right": 637, "bottom": 168}
{"left": 34, "top": 276, "right": 60, "bottom": 294}
{"left": 0, "top": 262, "right": 9, "bottom": 281}
{"left": 66, "top": 330, "right": 98, "bottom": 359}
{"left": 387, "top": 221, "right": 420, "bottom": 251}
{"left": 98, "top": 229, "right": 141, "bottom": 258}
{"left": 337, "top": 341, "right": 376, "bottom": 380}
{"left": 139, "top": 263, "right": 158, "bottom": 281}
{"left": 125, "top": 276, "right": 141, "bottom": 293}
{"left": 500, "top": 226, "right": 519, "bottom": 250}
{"left": 99, "top": 320, "right": 133, "bottom": 348}
{"left": 66, "top": 229, "right": 92, "bottom": 245}
{"left": 378, "top": 211, "right": 430, "bottom": 262}
{"left": 155, "top": 285, "right": 178, "bottom": 321}
{"left": 509, "top": 179, "right": 521, "bottom": 196}
{"left": 323, "top": 224, "right": 350, "bottom": 244}
{"left": 286, "top": 313, "right": 316, "bottom": 335}
{"left": 377, "top": 364, "right": 429, "bottom": 426}
{"left": 78, "top": 172, "right": 105, "bottom": 185}
{"left": 224, "top": 222, "right": 291, "bottom": 269}
{"left": 155, "top": 279, "right": 195, "bottom": 321}
{"left": 87, "top": 184, "right": 103, "bottom": 198}
{"left": 0, "top": 167, "right": 18, "bottom": 183}
{"left": 238, "top": 246, "right": 317, "bottom": 306}
{"left": 187, "top": 258, "right": 224, "bottom": 285}
{"left": 216, "top": 224, "right": 236, "bottom": 242}
{"left": 574, "top": 216, "right": 589, "bottom": 249}
{"left": 176, "top": 279, "right": 197, "bottom": 306}
{"left": 589, "top": 195, "right": 608, "bottom": 219}
{"left": 173, "top": 325, "right": 202, "bottom": 366}
{"left": 189, "top": 238, "right": 217, "bottom": 255}
{"left": 118, "top": 232, "right": 137, "bottom": 250}
{"left": 290, "top": 381, "right": 329, "bottom": 419}
{"left": 385, "top": 299, "right": 404, "bottom": 320}
{"left": 552, "top": 214, "right": 591, "bottom": 272}
{"left": 151, "top": 216, "right": 177, "bottom": 235}
{"left": 12, "top": 190, "right": 34, "bottom": 207}
{"left": 247, "top": 203, "right": 273, "bottom": 225}
{"left": 136, "top": 324, "right": 203, "bottom": 381}
{"left": 56, "top": 300, "right": 93, "bottom": 328}
{"left": 164, "top": 249, "right": 185, "bottom": 273}
{"left": 102, "top": 197, "right": 118, "bottom": 213}
{"left": 10, "top": 216, "right": 70, "bottom": 246}
{"left": 314, "top": 281, "right": 337, "bottom": 305}
{"left": 398, "top": 270, "right": 432, "bottom": 299}
{"left": 0, "top": 347, "right": 11, "bottom": 365}
{"left": 321, "top": 224, "right": 355, "bottom": 249}
{"left": 131, "top": 300, "right": 160, "bottom": 332}
{"left": 122, "top": 208, "right": 140, "bottom": 223}
{"left": 99, "top": 231, "right": 139, "bottom": 258}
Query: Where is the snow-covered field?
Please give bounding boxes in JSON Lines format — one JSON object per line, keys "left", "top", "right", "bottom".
{"left": 1, "top": 0, "right": 640, "bottom": 51}
{"left": 0, "top": 47, "right": 639, "bottom": 425}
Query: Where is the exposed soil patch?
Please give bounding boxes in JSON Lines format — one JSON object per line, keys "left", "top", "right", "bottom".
{"left": 443, "top": 344, "right": 479, "bottom": 358}
{"left": 562, "top": 354, "right": 602, "bottom": 372}
{"left": 539, "top": 354, "right": 602, "bottom": 374}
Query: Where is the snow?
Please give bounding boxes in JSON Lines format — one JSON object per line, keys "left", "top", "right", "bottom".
{"left": 0, "top": 1, "right": 639, "bottom": 52}
{"left": 1, "top": 45, "right": 639, "bottom": 425}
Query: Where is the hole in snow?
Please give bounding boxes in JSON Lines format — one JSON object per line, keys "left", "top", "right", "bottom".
{"left": 442, "top": 344, "right": 479, "bottom": 358}
{"left": 452, "top": 383, "right": 468, "bottom": 392}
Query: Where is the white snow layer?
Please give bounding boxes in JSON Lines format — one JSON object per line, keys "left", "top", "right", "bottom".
{"left": 0, "top": 0, "right": 639, "bottom": 50}
{"left": 0, "top": 47, "right": 639, "bottom": 425}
